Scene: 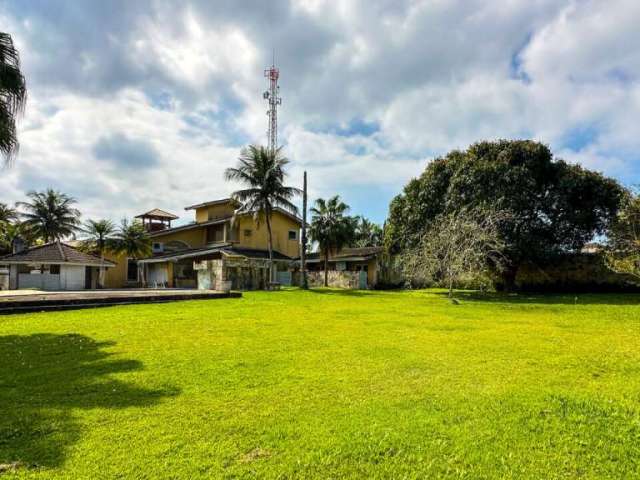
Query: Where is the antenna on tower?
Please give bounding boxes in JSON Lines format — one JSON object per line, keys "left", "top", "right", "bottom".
{"left": 263, "top": 54, "right": 281, "bottom": 155}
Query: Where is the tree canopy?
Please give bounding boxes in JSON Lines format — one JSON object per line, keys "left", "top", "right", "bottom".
{"left": 17, "top": 189, "right": 81, "bottom": 243}
{"left": 352, "top": 216, "right": 383, "bottom": 248}
{"left": 111, "top": 219, "right": 151, "bottom": 259}
{"left": 0, "top": 32, "right": 27, "bottom": 166}
{"left": 386, "top": 140, "right": 624, "bottom": 289}
{"left": 309, "top": 195, "right": 355, "bottom": 286}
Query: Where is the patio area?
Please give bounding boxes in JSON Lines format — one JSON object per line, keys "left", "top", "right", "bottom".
{"left": 0, "top": 288, "right": 241, "bottom": 314}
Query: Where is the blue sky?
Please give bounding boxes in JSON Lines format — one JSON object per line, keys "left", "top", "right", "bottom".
{"left": 1, "top": 0, "right": 639, "bottom": 225}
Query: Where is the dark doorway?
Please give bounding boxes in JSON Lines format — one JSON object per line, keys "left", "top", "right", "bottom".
{"left": 84, "top": 267, "right": 92, "bottom": 289}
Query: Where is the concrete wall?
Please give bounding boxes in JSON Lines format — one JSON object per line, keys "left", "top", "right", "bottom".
{"left": 195, "top": 203, "right": 235, "bottom": 223}
{"left": 236, "top": 213, "right": 301, "bottom": 258}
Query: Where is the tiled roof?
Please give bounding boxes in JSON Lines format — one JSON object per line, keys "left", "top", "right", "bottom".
{"left": 135, "top": 208, "right": 179, "bottom": 220}
{"left": 0, "top": 242, "right": 116, "bottom": 267}
{"left": 138, "top": 244, "right": 292, "bottom": 264}
{"left": 184, "top": 198, "right": 236, "bottom": 211}
{"left": 223, "top": 247, "right": 292, "bottom": 260}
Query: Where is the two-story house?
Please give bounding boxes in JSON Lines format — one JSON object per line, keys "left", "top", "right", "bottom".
{"left": 103, "top": 199, "right": 302, "bottom": 290}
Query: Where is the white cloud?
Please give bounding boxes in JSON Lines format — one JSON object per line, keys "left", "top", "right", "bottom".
{"left": 1, "top": 0, "right": 639, "bottom": 224}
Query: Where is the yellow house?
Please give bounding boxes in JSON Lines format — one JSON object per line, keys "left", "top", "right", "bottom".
{"left": 104, "top": 199, "right": 302, "bottom": 290}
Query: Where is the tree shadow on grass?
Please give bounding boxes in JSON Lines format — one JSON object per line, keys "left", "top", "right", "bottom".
{"left": 437, "top": 291, "right": 640, "bottom": 306}
{"left": 0, "top": 334, "right": 178, "bottom": 470}
{"left": 306, "top": 288, "right": 377, "bottom": 297}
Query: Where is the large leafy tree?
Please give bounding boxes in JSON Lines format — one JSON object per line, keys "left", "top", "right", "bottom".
{"left": 225, "top": 145, "right": 300, "bottom": 281}
{"left": 17, "top": 189, "right": 81, "bottom": 243}
{"left": 80, "top": 219, "right": 116, "bottom": 288}
{"left": 386, "top": 140, "right": 624, "bottom": 290}
{"left": 1, "top": 32, "right": 27, "bottom": 166}
{"left": 309, "top": 196, "right": 356, "bottom": 287}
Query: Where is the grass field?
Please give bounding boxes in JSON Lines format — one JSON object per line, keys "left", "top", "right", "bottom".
{"left": 1, "top": 289, "right": 639, "bottom": 479}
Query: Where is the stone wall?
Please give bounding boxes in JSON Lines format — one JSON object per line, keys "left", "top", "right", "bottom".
{"left": 306, "top": 270, "right": 361, "bottom": 289}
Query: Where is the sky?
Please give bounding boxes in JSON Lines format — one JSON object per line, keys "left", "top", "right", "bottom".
{"left": 1, "top": 0, "right": 639, "bottom": 226}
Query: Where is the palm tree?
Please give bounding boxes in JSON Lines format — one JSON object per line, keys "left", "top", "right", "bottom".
{"left": 1, "top": 32, "right": 27, "bottom": 166}
{"left": 0, "top": 221, "right": 27, "bottom": 255}
{"left": 80, "top": 219, "right": 116, "bottom": 288}
{"left": 108, "top": 219, "right": 151, "bottom": 286}
{"left": 17, "top": 189, "right": 81, "bottom": 243}
{"left": 309, "top": 196, "right": 356, "bottom": 287}
{"left": 111, "top": 219, "right": 151, "bottom": 258}
{"left": 354, "top": 216, "right": 383, "bottom": 247}
{"left": 225, "top": 145, "right": 301, "bottom": 281}
{"left": 0, "top": 202, "right": 17, "bottom": 224}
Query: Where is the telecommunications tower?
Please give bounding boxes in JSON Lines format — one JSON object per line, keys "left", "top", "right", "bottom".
{"left": 263, "top": 60, "right": 281, "bottom": 154}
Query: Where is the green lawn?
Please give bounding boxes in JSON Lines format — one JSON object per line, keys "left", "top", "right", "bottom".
{"left": 1, "top": 289, "right": 639, "bottom": 479}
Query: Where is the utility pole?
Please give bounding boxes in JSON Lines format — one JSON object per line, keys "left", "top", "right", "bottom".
{"left": 301, "top": 170, "right": 308, "bottom": 289}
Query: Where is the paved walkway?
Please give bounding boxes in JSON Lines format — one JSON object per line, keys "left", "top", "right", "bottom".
{"left": 0, "top": 289, "right": 240, "bottom": 314}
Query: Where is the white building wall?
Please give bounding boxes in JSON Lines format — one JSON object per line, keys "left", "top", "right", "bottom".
{"left": 18, "top": 273, "right": 61, "bottom": 290}
{"left": 60, "top": 265, "right": 85, "bottom": 290}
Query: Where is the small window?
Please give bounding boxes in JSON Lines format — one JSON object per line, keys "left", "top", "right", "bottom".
{"left": 50, "top": 265, "right": 60, "bottom": 275}
{"left": 244, "top": 229, "right": 252, "bottom": 237}
{"left": 288, "top": 230, "right": 298, "bottom": 241}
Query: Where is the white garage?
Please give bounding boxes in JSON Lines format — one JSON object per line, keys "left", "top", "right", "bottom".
{"left": 0, "top": 241, "right": 116, "bottom": 291}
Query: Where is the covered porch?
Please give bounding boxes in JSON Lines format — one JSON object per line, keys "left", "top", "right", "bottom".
{"left": 137, "top": 246, "right": 293, "bottom": 291}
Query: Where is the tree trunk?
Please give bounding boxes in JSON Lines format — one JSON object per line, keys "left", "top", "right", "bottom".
{"left": 98, "top": 250, "right": 105, "bottom": 289}
{"left": 324, "top": 250, "right": 329, "bottom": 287}
{"left": 501, "top": 264, "right": 519, "bottom": 292}
{"left": 448, "top": 276, "right": 453, "bottom": 298}
{"left": 265, "top": 209, "right": 274, "bottom": 283}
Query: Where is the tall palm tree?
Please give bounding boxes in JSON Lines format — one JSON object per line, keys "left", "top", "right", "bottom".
{"left": 111, "top": 219, "right": 151, "bottom": 286}
{"left": 80, "top": 219, "right": 116, "bottom": 288}
{"left": 1, "top": 32, "right": 27, "bottom": 166}
{"left": 309, "top": 196, "right": 356, "bottom": 287}
{"left": 111, "top": 219, "right": 151, "bottom": 258}
{"left": 17, "top": 189, "right": 81, "bottom": 243}
{"left": 225, "top": 145, "right": 301, "bottom": 281}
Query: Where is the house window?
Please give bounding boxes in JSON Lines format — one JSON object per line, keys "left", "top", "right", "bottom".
{"left": 206, "top": 224, "right": 225, "bottom": 243}
{"left": 50, "top": 265, "right": 60, "bottom": 275}
{"left": 288, "top": 230, "right": 298, "bottom": 241}
{"left": 127, "top": 259, "right": 138, "bottom": 282}
{"left": 244, "top": 229, "right": 252, "bottom": 237}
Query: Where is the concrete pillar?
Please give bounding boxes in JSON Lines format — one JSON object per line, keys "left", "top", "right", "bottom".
{"left": 9, "top": 265, "right": 18, "bottom": 289}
